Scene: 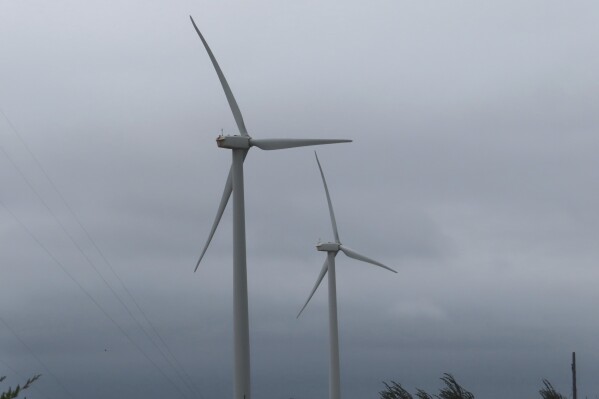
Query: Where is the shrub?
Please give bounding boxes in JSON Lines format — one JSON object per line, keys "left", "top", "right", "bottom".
{"left": 1, "top": 375, "right": 40, "bottom": 399}
{"left": 380, "top": 373, "right": 473, "bottom": 399}
{"left": 539, "top": 379, "right": 566, "bottom": 399}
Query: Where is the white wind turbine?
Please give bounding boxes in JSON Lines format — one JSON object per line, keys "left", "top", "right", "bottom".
{"left": 189, "top": 17, "right": 351, "bottom": 399}
{"left": 297, "top": 152, "right": 397, "bottom": 399}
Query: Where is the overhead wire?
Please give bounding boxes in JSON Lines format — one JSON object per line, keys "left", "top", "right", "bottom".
{"left": 0, "top": 111, "right": 197, "bottom": 398}
{"left": 0, "top": 141, "right": 199, "bottom": 397}
{"left": 0, "top": 107, "right": 203, "bottom": 398}
{"left": 0, "top": 197, "right": 191, "bottom": 399}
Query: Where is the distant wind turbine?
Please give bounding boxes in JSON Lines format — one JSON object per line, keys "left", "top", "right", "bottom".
{"left": 189, "top": 16, "right": 352, "bottom": 399}
{"left": 297, "top": 152, "right": 397, "bottom": 399}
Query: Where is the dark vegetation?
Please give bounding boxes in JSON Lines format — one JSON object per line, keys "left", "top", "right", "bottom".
{"left": 380, "top": 373, "right": 568, "bottom": 399}
{"left": 538, "top": 379, "right": 567, "bottom": 399}
{"left": 1, "top": 375, "right": 40, "bottom": 399}
{"left": 380, "top": 374, "right": 473, "bottom": 399}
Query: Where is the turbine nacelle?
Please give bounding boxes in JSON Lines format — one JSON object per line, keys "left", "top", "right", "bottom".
{"left": 217, "top": 134, "right": 251, "bottom": 149}
{"left": 316, "top": 242, "right": 340, "bottom": 252}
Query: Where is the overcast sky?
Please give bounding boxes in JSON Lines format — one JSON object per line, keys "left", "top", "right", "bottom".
{"left": 2, "top": 1, "right": 599, "bottom": 399}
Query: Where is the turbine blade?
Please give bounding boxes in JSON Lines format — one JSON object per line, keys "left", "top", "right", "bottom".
{"left": 315, "top": 152, "right": 340, "bottom": 243}
{"left": 190, "top": 16, "right": 249, "bottom": 137}
{"left": 297, "top": 258, "right": 329, "bottom": 318}
{"left": 195, "top": 150, "right": 249, "bottom": 271}
{"left": 250, "top": 138, "right": 351, "bottom": 151}
{"left": 339, "top": 245, "right": 397, "bottom": 273}
{"left": 195, "top": 170, "right": 232, "bottom": 271}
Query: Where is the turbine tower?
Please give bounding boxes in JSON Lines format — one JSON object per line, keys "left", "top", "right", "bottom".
{"left": 297, "top": 152, "right": 397, "bottom": 399}
{"left": 189, "top": 17, "right": 351, "bottom": 399}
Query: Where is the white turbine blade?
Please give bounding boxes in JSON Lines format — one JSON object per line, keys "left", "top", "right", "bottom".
{"left": 297, "top": 258, "right": 329, "bottom": 318}
{"left": 195, "top": 151, "right": 249, "bottom": 272}
{"left": 190, "top": 16, "right": 249, "bottom": 137}
{"left": 250, "top": 138, "right": 351, "bottom": 151}
{"left": 339, "top": 245, "right": 397, "bottom": 273}
{"left": 195, "top": 169, "right": 232, "bottom": 271}
{"left": 315, "top": 152, "right": 340, "bottom": 243}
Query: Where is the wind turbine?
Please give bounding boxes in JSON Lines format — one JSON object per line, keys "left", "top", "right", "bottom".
{"left": 189, "top": 17, "right": 351, "bottom": 399}
{"left": 297, "top": 152, "right": 397, "bottom": 399}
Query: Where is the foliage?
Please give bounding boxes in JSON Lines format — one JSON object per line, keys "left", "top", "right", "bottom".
{"left": 380, "top": 374, "right": 569, "bottom": 399}
{"left": 538, "top": 379, "right": 566, "bottom": 399}
{"left": 1, "top": 375, "right": 40, "bottom": 399}
{"left": 380, "top": 381, "right": 413, "bottom": 399}
{"left": 415, "top": 389, "right": 434, "bottom": 399}
{"left": 380, "top": 373, "right": 473, "bottom": 399}
{"left": 436, "top": 373, "right": 474, "bottom": 399}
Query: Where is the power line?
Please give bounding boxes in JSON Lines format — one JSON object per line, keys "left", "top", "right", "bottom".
{"left": 0, "top": 198, "right": 191, "bottom": 399}
{"left": 0, "top": 108, "right": 202, "bottom": 398}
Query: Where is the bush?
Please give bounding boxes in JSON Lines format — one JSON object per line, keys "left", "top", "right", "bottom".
{"left": 380, "top": 381, "right": 413, "bottom": 399}
{"left": 380, "top": 374, "right": 569, "bottom": 399}
{"left": 1, "top": 375, "right": 40, "bottom": 399}
{"left": 436, "top": 374, "right": 474, "bottom": 399}
{"left": 539, "top": 379, "right": 566, "bottom": 399}
{"left": 380, "top": 373, "right": 473, "bottom": 399}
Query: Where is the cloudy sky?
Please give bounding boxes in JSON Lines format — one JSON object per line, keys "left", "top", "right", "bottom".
{"left": 2, "top": 1, "right": 599, "bottom": 399}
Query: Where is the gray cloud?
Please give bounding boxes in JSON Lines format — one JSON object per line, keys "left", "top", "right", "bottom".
{"left": 2, "top": 1, "right": 599, "bottom": 399}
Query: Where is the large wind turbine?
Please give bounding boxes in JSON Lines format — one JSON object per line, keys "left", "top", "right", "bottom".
{"left": 297, "top": 152, "right": 397, "bottom": 399}
{"left": 189, "top": 17, "right": 351, "bottom": 399}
